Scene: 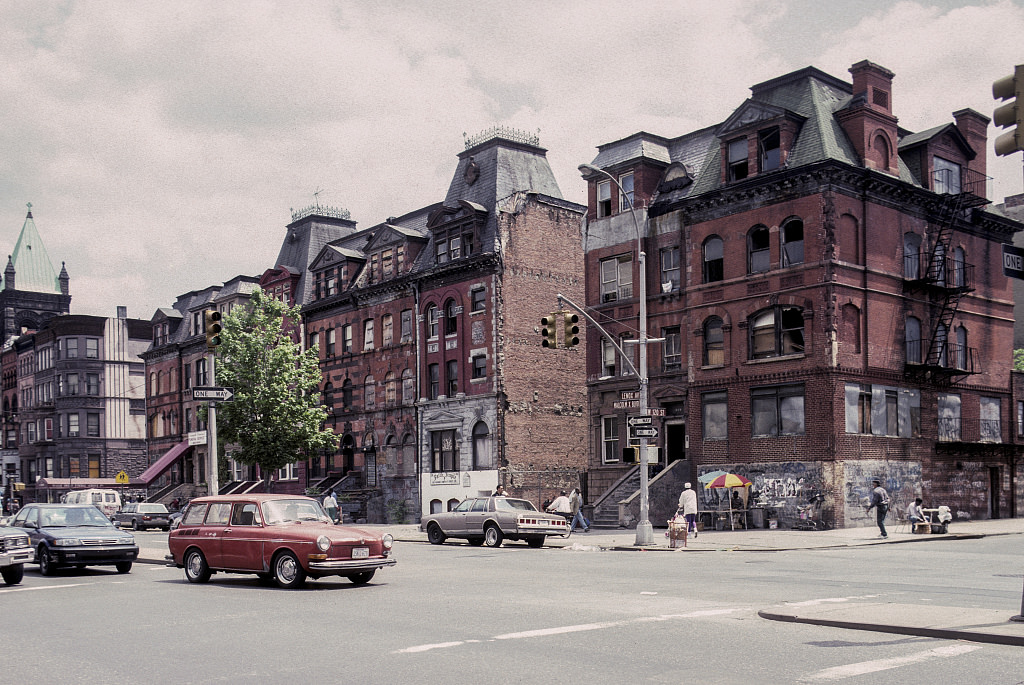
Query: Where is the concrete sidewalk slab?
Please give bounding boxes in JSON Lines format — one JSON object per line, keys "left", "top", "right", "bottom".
{"left": 759, "top": 602, "right": 1024, "bottom": 647}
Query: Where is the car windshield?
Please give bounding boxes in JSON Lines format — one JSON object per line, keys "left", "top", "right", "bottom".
{"left": 262, "top": 499, "right": 330, "bottom": 524}
{"left": 138, "top": 504, "right": 168, "bottom": 514}
{"left": 40, "top": 507, "right": 110, "bottom": 527}
{"left": 494, "top": 498, "right": 539, "bottom": 512}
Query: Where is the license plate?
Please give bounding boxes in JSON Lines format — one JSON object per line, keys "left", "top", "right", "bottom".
{"left": 352, "top": 547, "right": 369, "bottom": 559}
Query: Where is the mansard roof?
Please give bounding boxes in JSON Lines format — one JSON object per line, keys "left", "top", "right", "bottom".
{"left": 275, "top": 211, "right": 358, "bottom": 306}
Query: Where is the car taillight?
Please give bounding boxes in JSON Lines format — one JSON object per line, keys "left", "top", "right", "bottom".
{"left": 142, "top": 515, "right": 151, "bottom": 521}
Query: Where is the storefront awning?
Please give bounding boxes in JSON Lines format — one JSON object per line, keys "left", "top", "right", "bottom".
{"left": 137, "top": 440, "right": 191, "bottom": 485}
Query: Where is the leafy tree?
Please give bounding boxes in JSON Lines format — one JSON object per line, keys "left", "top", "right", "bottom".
{"left": 214, "top": 288, "right": 336, "bottom": 489}
{"left": 1015, "top": 349, "right": 1024, "bottom": 372}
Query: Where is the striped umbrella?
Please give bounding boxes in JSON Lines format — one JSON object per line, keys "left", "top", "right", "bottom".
{"left": 703, "top": 473, "right": 752, "bottom": 489}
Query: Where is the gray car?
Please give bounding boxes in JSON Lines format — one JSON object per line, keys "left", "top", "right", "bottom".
{"left": 114, "top": 502, "right": 171, "bottom": 531}
{"left": 420, "top": 496, "right": 568, "bottom": 548}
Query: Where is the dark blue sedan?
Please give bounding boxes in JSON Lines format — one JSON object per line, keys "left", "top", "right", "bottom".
{"left": 8, "top": 504, "right": 139, "bottom": 575}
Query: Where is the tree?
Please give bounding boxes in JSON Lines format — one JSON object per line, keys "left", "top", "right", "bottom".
{"left": 214, "top": 288, "right": 336, "bottom": 489}
{"left": 1015, "top": 348, "right": 1024, "bottom": 372}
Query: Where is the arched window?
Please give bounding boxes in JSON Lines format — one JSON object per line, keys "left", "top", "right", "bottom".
{"left": 870, "top": 132, "right": 890, "bottom": 170}
{"left": 364, "top": 375, "right": 375, "bottom": 410}
{"left": 341, "top": 379, "right": 353, "bottom": 410}
{"left": 953, "top": 246, "right": 966, "bottom": 288}
{"left": 385, "top": 434, "right": 398, "bottom": 472}
{"left": 322, "top": 382, "right": 334, "bottom": 409}
{"left": 703, "top": 317, "right": 724, "bottom": 366}
{"left": 445, "top": 299, "right": 458, "bottom": 336}
{"left": 472, "top": 421, "right": 491, "bottom": 470}
{"left": 904, "top": 233, "right": 921, "bottom": 280}
{"left": 384, "top": 372, "right": 396, "bottom": 406}
{"left": 748, "top": 226, "right": 770, "bottom": 274}
{"left": 402, "top": 433, "right": 415, "bottom": 476}
{"left": 430, "top": 499, "right": 443, "bottom": 514}
{"left": 426, "top": 304, "right": 439, "bottom": 339}
{"left": 150, "top": 372, "right": 158, "bottom": 396}
{"left": 955, "top": 325, "right": 968, "bottom": 370}
{"left": 841, "top": 304, "right": 861, "bottom": 354}
{"left": 750, "top": 306, "right": 804, "bottom": 359}
{"left": 703, "top": 236, "right": 723, "bottom": 283}
{"left": 446, "top": 498, "right": 460, "bottom": 512}
{"left": 905, "top": 316, "right": 922, "bottom": 364}
{"left": 781, "top": 219, "right": 803, "bottom": 267}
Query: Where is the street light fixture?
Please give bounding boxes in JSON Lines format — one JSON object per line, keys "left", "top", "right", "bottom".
{"left": 578, "top": 162, "right": 654, "bottom": 546}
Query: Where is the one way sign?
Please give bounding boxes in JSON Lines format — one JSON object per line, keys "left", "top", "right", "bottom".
{"left": 192, "top": 386, "right": 235, "bottom": 401}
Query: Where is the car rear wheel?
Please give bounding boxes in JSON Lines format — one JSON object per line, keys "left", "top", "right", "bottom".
{"left": 348, "top": 570, "right": 375, "bottom": 585}
{"left": 484, "top": 524, "right": 504, "bottom": 548}
{"left": 115, "top": 562, "right": 132, "bottom": 574}
{"left": 1, "top": 564, "right": 24, "bottom": 585}
{"left": 184, "top": 548, "right": 211, "bottom": 583}
{"left": 426, "top": 523, "right": 447, "bottom": 545}
{"left": 38, "top": 545, "right": 55, "bottom": 576}
{"left": 526, "top": 536, "right": 545, "bottom": 548}
{"left": 273, "top": 551, "right": 306, "bottom": 589}
{"left": 131, "top": 519, "right": 139, "bottom": 531}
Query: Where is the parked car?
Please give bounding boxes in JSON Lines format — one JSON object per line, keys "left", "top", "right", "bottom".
{"left": 0, "top": 525, "right": 34, "bottom": 585}
{"left": 167, "top": 494, "right": 396, "bottom": 589}
{"left": 420, "top": 496, "right": 569, "bottom": 548}
{"left": 168, "top": 510, "right": 183, "bottom": 531}
{"left": 8, "top": 504, "right": 138, "bottom": 575}
{"left": 63, "top": 489, "right": 122, "bottom": 518}
{"left": 114, "top": 502, "right": 171, "bottom": 531}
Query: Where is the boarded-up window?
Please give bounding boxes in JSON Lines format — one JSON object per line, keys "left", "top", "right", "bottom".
{"left": 703, "top": 391, "right": 728, "bottom": 440}
{"left": 980, "top": 397, "right": 1001, "bottom": 443}
{"left": 937, "top": 393, "right": 961, "bottom": 441}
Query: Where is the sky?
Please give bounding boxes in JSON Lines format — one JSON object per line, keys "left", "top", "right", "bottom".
{"left": 2, "top": 0, "right": 1023, "bottom": 319}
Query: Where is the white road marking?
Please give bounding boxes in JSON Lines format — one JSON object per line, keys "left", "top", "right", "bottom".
{"left": 0, "top": 582, "right": 99, "bottom": 594}
{"left": 783, "top": 594, "right": 880, "bottom": 607}
{"left": 394, "top": 607, "right": 744, "bottom": 654}
{"left": 801, "top": 644, "right": 982, "bottom": 681}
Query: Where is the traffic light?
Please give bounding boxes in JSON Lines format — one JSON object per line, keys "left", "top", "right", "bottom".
{"left": 563, "top": 311, "right": 580, "bottom": 347}
{"left": 540, "top": 312, "right": 558, "bottom": 348}
{"left": 204, "top": 309, "right": 223, "bottom": 350}
{"left": 993, "top": 65, "right": 1024, "bottom": 156}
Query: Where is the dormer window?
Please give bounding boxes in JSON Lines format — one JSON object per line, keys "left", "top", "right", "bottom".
{"left": 597, "top": 180, "right": 612, "bottom": 217}
{"left": 759, "top": 127, "right": 780, "bottom": 172}
{"left": 728, "top": 138, "right": 749, "bottom": 181}
{"left": 933, "top": 157, "right": 962, "bottom": 195}
{"left": 325, "top": 269, "right": 338, "bottom": 297}
{"left": 382, "top": 249, "right": 394, "bottom": 278}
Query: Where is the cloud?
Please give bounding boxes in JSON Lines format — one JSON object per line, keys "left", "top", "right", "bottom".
{"left": 0, "top": 1, "right": 1020, "bottom": 319}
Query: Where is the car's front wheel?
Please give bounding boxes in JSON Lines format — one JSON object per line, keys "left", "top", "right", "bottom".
{"left": 184, "top": 548, "right": 211, "bottom": 583}
{"left": 38, "top": 545, "right": 55, "bottom": 576}
{"left": 426, "top": 523, "right": 447, "bottom": 545}
{"left": 115, "top": 562, "right": 132, "bottom": 574}
{"left": 348, "top": 570, "right": 375, "bottom": 585}
{"left": 484, "top": 524, "right": 504, "bottom": 548}
{"left": 1, "top": 564, "right": 24, "bottom": 585}
{"left": 273, "top": 551, "right": 306, "bottom": 589}
{"left": 131, "top": 519, "right": 139, "bottom": 531}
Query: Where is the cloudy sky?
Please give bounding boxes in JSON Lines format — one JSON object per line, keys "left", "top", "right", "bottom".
{"left": 2, "top": 0, "right": 1023, "bottom": 319}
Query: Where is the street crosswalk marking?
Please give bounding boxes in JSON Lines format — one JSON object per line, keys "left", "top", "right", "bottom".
{"left": 0, "top": 582, "right": 99, "bottom": 594}
{"left": 800, "top": 643, "right": 982, "bottom": 681}
{"left": 394, "top": 607, "right": 745, "bottom": 654}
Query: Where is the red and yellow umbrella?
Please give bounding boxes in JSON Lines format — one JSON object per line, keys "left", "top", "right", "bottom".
{"left": 703, "top": 473, "right": 752, "bottom": 489}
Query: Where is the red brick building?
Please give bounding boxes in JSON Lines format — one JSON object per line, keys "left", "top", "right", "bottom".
{"left": 582, "top": 61, "right": 1022, "bottom": 529}
{"left": 302, "top": 128, "right": 587, "bottom": 522}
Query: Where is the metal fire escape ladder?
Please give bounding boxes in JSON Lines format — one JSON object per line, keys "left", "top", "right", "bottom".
{"left": 922, "top": 190, "right": 969, "bottom": 369}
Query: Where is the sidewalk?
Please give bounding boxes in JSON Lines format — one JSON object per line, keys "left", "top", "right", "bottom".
{"left": 143, "top": 517, "right": 1024, "bottom": 647}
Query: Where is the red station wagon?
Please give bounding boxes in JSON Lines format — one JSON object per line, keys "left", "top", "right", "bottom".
{"left": 167, "top": 494, "right": 395, "bottom": 589}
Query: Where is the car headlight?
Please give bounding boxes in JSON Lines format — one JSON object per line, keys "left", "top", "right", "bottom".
{"left": 55, "top": 538, "right": 82, "bottom": 547}
{"left": 382, "top": 534, "right": 393, "bottom": 551}
{"left": 118, "top": 537, "right": 134, "bottom": 545}
{"left": 316, "top": 535, "right": 331, "bottom": 552}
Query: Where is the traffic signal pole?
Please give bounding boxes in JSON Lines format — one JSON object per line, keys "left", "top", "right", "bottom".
{"left": 207, "top": 351, "right": 218, "bottom": 498}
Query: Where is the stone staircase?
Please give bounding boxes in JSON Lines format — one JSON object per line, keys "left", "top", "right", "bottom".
{"left": 590, "top": 467, "right": 641, "bottom": 528}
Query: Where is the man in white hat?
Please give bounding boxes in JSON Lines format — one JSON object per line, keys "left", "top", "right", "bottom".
{"left": 678, "top": 482, "right": 699, "bottom": 539}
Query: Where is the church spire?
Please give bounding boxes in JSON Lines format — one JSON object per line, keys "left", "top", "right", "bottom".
{"left": 10, "top": 203, "right": 61, "bottom": 294}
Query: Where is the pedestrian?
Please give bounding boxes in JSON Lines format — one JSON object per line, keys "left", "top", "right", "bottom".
{"left": 865, "top": 479, "right": 890, "bottom": 539}
{"left": 493, "top": 484, "right": 508, "bottom": 497}
{"left": 678, "top": 482, "right": 698, "bottom": 539}
{"left": 569, "top": 487, "right": 590, "bottom": 533}
{"left": 907, "top": 497, "right": 926, "bottom": 528}
{"left": 323, "top": 488, "right": 339, "bottom": 524}
{"left": 546, "top": 490, "right": 572, "bottom": 524}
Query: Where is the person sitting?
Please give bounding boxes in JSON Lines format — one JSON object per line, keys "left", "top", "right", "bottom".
{"left": 907, "top": 498, "right": 926, "bottom": 526}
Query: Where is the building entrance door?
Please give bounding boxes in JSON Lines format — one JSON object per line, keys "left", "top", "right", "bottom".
{"left": 665, "top": 422, "right": 685, "bottom": 463}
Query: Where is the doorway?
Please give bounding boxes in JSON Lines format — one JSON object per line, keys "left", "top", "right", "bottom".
{"left": 989, "top": 466, "right": 1000, "bottom": 519}
{"left": 665, "top": 422, "right": 686, "bottom": 463}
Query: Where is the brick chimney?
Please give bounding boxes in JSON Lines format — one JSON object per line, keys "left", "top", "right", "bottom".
{"left": 836, "top": 60, "right": 899, "bottom": 175}
{"left": 953, "top": 108, "right": 990, "bottom": 184}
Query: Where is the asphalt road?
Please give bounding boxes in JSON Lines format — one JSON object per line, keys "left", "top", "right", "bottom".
{"left": 2, "top": 532, "right": 1022, "bottom": 684}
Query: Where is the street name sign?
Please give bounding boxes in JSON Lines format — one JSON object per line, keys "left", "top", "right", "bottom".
{"left": 1003, "top": 243, "right": 1024, "bottom": 279}
{"left": 188, "top": 431, "right": 207, "bottom": 446}
{"left": 192, "top": 386, "right": 235, "bottom": 401}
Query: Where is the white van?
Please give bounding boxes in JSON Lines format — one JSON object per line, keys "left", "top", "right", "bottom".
{"left": 64, "top": 489, "right": 122, "bottom": 518}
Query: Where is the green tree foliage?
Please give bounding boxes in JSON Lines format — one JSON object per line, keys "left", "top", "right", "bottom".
{"left": 1015, "top": 349, "right": 1024, "bottom": 371}
{"left": 214, "top": 288, "right": 336, "bottom": 487}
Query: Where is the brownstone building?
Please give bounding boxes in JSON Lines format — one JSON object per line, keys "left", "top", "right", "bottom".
{"left": 302, "top": 128, "right": 587, "bottom": 521}
{"left": 581, "top": 60, "right": 1022, "bottom": 529}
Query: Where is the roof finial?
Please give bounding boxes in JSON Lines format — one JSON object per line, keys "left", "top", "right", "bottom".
{"left": 26, "top": 201, "right": 32, "bottom": 218}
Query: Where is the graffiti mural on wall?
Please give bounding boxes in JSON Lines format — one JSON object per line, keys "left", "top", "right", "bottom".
{"left": 698, "top": 462, "right": 826, "bottom": 527}
{"left": 842, "top": 460, "right": 922, "bottom": 529}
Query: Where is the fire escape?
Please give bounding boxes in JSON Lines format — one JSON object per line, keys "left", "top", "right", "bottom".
{"left": 903, "top": 166, "right": 990, "bottom": 386}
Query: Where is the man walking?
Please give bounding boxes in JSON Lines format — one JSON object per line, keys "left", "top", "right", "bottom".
{"left": 865, "top": 479, "right": 890, "bottom": 539}
{"left": 546, "top": 490, "right": 572, "bottom": 525}
{"left": 569, "top": 487, "right": 590, "bottom": 533}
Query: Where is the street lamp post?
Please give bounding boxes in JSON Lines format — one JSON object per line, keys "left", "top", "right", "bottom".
{"left": 579, "top": 163, "right": 654, "bottom": 546}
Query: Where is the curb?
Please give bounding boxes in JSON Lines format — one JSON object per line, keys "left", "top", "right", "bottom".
{"left": 757, "top": 609, "right": 1024, "bottom": 648}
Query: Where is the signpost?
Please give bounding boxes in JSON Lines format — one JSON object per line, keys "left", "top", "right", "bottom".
{"left": 628, "top": 415, "right": 658, "bottom": 440}
{"left": 191, "top": 386, "right": 234, "bottom": 402}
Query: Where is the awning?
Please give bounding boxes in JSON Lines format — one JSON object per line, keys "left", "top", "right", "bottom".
{"left": 36, "top": 477, "right": 121, "bottom": 490}
{"left": 137, "top": 440, "right": 191, "bottom": 485}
